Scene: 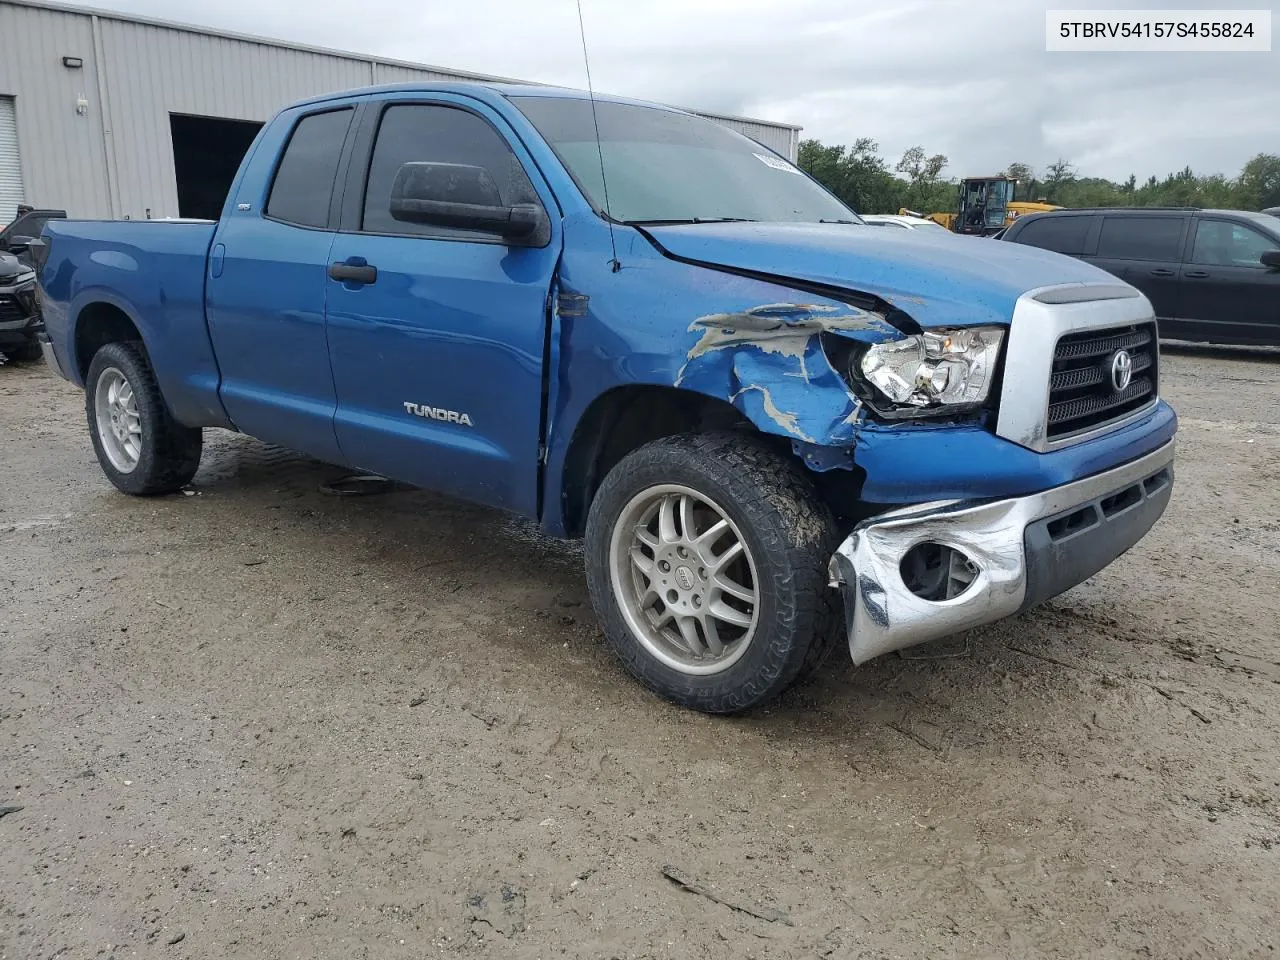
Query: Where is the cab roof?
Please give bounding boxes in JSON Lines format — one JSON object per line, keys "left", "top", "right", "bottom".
{"left": 291, "top": 81, "right": 785, "bottom": 128}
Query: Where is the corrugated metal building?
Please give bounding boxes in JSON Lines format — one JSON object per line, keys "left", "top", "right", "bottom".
{"left": 0, "top": 0, "right": 801, "bottom": 221}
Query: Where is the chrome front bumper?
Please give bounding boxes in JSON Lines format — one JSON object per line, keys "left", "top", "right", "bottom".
{"left": 829, "top": 440, "right": 1176, "bottom": 664}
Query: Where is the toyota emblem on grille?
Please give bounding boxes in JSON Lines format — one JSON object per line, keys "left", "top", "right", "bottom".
{"left": 1109, "top": 349, "right": 1133, "bottom": 392}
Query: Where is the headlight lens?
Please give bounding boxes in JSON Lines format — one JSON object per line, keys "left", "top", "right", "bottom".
{"left": 857, "top": 327, "right": 1003, "bottom": 409}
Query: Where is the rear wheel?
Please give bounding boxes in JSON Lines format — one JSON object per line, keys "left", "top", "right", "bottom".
{"left": 585, "top": 433, "right": 837, "bottom": 714}
{"left": 86, "top": 341, "right": 202, "bottom": 495}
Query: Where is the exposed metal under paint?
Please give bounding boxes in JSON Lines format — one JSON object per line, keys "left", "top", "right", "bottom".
{"left": 556, "top": 291, "right": 590, "bottom": 318}
{"left": 675, "top": 301, "right": 899, "bottom": 454}
{"left": 680, "top": 302, "right": 896, "bottom": 370}
{"left": 729, "top": 383, "right": 816, "bottom": 444}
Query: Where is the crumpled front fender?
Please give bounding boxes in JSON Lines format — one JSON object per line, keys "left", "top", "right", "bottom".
{"left": 673, "top": 301, "right": 901, "bottom": 447}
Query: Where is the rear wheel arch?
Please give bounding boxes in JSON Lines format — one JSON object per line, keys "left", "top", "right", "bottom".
{"left": 73, "top": 301, "right": 146, "bottom": 381}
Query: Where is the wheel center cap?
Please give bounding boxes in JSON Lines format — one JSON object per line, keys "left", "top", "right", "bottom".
{"left": 675, "top": 565, "right": 696, "bottom": 591}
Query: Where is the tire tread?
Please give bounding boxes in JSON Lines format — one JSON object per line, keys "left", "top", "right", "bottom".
{"left": 585, "top": 431, "right": 838, "bottom": 714}
{"left": 86, "top": 341, "right": 202, "bottom": 496}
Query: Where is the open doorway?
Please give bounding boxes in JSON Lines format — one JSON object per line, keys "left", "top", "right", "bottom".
{"left": 170, "top": 113, "right": 263, "bottom": 219}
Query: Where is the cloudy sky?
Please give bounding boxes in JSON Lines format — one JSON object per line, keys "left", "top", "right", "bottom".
{"left": 92, "top": 0, "right": 1277, "bottom": 182}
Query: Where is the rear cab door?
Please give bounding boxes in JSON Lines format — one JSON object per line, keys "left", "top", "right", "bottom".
{"left": 1088, "top": 214, "right": 1190, "bottom": 333}
{"left": 205, "top": 99, "right": 361, "bottom": 462}
{"left": 1007, "top": 212, "right": 1098, "bottom": 262}
{"left": 1180, "top": 215, "right": 1280, "bottom": 345}
{"left": 324, "top": 91, "right": 564, "bottom": 515}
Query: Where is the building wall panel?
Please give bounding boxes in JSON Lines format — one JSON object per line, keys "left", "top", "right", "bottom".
{"left": 0, "top": 0, "right": 801, "bottom": 221}
{"left": 99, "top": 19, "right": 373, "bottom": 217}
{"left": 0, "top": 3, "right": 112, "bottom": 216}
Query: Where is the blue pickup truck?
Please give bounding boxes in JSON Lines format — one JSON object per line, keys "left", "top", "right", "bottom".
{"left": 35, "top": 83, "right": 1177, "bottom": 713}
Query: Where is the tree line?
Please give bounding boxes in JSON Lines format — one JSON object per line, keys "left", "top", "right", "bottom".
{"left": 797, "top": 138, "right": 1280, "bottom": 216}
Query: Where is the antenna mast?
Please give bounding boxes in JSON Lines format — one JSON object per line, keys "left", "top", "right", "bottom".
{"left": 575, "top": 0, "right": 620, "bottom": 272}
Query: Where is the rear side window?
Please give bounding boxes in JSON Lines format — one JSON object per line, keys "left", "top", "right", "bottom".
{"left": 361, "top": 103, "right": 540, "bottom": 239}
{"left": 266, "top": 108, "right": 353, "bottom": 228}
{"left": 1012, "top": 215, "right": 1093, "bottom": 255}
{"left": 1096, "top": 216, "right": 1185, "bottom": 261}
{"left": 1191, "top": 219, "right": 1280, "bottom": 266}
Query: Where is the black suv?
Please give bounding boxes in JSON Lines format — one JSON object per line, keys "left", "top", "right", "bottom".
{"left": 1002, "top": 207, "right": 1280, "bottom": 346}
{"left": 0, "top": 206, "right": 63, "bottom": 363}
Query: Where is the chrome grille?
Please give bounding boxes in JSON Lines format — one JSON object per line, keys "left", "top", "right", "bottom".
{"left": 1046, "top": 323, "right": 1158, "bottom": 440}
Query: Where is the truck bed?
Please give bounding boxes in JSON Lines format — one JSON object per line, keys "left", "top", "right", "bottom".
{"left": 39, "top": 219, "right": 231, "bottom": 428}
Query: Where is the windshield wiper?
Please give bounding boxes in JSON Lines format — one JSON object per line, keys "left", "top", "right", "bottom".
{"left": 623, "top": 217, "right": 758, "bottom": 226}
{"left": 819, "top": 218, "right": 860, "bottom": 224}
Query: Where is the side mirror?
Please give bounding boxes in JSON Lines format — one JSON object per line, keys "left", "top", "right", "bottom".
{"left": 24, "top": 237, "right": 49, "bottom": 272}
{"left": 1260, "top": 250, "right": 1280, "bottom": 270}
{"left": 5, "top": 235, "right": 33, "bottom": 254}
{"left": 388, "top": 162, "right": 547, "bottom": 245}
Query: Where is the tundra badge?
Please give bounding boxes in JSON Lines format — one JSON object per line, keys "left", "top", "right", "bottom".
{"left": 403, "top": 401, "right": 474, "bottom": 427}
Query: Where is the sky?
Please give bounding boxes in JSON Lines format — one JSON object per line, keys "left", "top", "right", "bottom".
{"left": 88, "top": 0, "right": 1278, "bottom": 183}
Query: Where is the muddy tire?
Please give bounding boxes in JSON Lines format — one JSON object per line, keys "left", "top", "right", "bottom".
{"left": 585, "top": 432, "right": 838, "bottom": 714}
{"left": 85, "top": 341, "right": 202, "bottom": 496}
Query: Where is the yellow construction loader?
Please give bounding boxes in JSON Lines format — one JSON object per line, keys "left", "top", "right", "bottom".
{"left": 902, "top": 176, "right": 1060, "bottom": 236}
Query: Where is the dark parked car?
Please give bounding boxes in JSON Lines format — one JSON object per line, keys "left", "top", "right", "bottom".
{"left": 0, "top": 206, "right": 64, "bottom": 362}
{"left": 0, "top": 205, "right": 66, "bottom": 266}
{"left": 1003, "top": 207, "right": 1280, "bottom": 346}
{"left": 0, "top": 250, "right": 40, "bottom": 362}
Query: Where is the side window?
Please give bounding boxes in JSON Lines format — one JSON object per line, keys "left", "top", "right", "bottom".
{"left": 265, "top": 108, "right": 354, "bottom": 228}
{"left": 1096, "top": 216, "right": 1184, "bottom": 261}
{"left": 361, "top": 103, "right": 540, "bottom": 239}
{"left": 9, "top": 213, "right": 47, "bottom": 238}
{"left": 1191, "top": 220, "right": 1280, "bottom": 266}
{"left": 1013, "top": 215, "right": 1093, "bottom": 255}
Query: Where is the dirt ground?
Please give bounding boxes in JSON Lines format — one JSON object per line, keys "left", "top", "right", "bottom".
{"left": 2, "top": 346, "right": 1278, "bottom": 960}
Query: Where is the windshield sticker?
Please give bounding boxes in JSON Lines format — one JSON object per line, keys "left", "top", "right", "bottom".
{"left": 754, "top": 153, "right": 803, "bottom": 174}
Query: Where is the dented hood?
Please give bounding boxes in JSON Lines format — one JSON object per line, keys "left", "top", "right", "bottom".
{"left": 644, "top": 221, "right": 1124, "bottom": 328}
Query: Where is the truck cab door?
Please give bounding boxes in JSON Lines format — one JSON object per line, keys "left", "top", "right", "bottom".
{"left": 1181, "top": 217, "right": 1280, "bottom": 345}
{"left": 324, "top": 96, "right": 562, "bottom": 516}
{"left": 205, "top": 104, "right": 359, "bottom": 463}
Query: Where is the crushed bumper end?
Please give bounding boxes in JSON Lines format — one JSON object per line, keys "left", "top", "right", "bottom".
{"left": 829, "top": 440, "right": 1175, "bottom": 664}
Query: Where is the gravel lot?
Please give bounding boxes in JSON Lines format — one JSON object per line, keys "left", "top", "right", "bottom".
{"left": 2, "top": 347, "right": 1278, "bottom": 960}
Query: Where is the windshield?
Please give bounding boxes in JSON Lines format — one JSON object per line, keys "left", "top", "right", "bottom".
{"left": 511, "top": 96, "right": 859, "bottom": 225}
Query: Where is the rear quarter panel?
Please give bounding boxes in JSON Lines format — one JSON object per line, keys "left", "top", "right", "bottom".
{"left": 39, "top": 219, "right": 231, "bottom": 428}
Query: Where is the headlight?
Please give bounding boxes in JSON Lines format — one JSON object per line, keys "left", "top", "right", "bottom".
{"left": 857, "top": 326, "right": 1004, "bottom": 409}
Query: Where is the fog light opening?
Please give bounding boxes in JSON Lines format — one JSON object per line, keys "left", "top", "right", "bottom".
{"left": 900, "top": 542, "right": 980, "bottom": 601}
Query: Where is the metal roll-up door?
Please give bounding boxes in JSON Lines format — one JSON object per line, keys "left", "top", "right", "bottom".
{"left": 0, "top": 97, "right": 25, "bottom": 224}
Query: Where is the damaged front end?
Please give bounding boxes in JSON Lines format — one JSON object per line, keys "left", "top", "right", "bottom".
{"left": 674, "top": 300, "right": 906, "bottom": 446}
{"left": 667, "top": 277, "right": 1176, "bottom": 666}
{"left": 828, "top": 440, "right": 1175, "bottom": 663}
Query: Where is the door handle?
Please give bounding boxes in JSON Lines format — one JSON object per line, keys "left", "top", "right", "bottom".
{"left": 1183, "top": 270, "right": 1209, "bottom": 279}
{"left": 328, "top": 261, "right": 378, "bottom": 284}
{"left": 1149, "top": 268, "right": 1175, "bottom": 277}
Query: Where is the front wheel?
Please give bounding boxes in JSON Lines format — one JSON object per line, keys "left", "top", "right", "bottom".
{"left": 85, "top": 341, "right": 202, "bottom": 495}
{"left": 585, "top": 433, "right": 838, "bottom": 714}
